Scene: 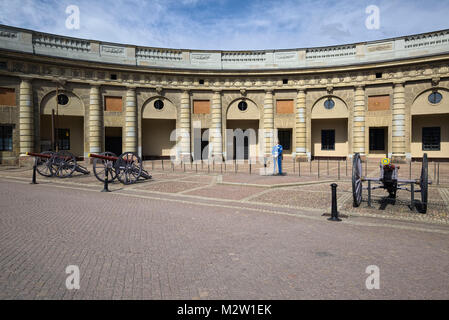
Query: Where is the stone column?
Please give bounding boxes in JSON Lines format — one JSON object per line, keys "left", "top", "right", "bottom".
{"left": 89, "top": 85, "right": 102, "bottom": 153}
{"left": 180, "top": 90, "right": 191, "bottom": 162}
{"left": 263, "top": 90, "right": 274, "bottom": 157}
{"left": 211, "top": 91, "right": 223, "bottom": 161}
{"left": 392, "top": 82, "right": 406, "bottom": 162}
{"left": 19, "top": 78, "right": 34, "bottom": 155}
{"left": 353, "top": 85, "right": 366, "bottom": 157}
{"left": 295, "top": 89, "right": 307, "bottom": 161}
{"left": 124, "top": 87, "right": 137, "bottom": 153}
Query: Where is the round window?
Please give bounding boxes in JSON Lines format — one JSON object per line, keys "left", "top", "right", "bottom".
{"left": 154, "top": 99, "right": 164, "bottom": 110}
{"left": 428, "top": 92, "right": 442, "bottom": 104}
{"left": 238, "top": 101, "right": 248, "bottom": 111}
{"left": 324, "top": 98, "right": 335, "bottom": 110}
{"left": 57, "top": 94, "right": 69, "bottom": 105}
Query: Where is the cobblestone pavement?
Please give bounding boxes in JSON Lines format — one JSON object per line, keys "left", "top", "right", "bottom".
{"left": 0, "top": 167, "right": 449, "bottom": 299}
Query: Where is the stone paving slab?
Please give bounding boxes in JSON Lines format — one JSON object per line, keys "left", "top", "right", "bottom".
{"left": 1, "top": 178, "right": 449, "bottom": 300}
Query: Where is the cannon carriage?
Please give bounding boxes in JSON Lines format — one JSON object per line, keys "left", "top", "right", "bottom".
{"left": 27, "top": 151, "right": 90, "bottom": 178}
{"left": 352, "top": 153, "right": 430, "bottom": 213}
{"left": 89, "top": 152, "right": 152, "bottom": 185}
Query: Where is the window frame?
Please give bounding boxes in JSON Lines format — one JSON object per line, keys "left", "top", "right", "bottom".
{"left": 57, "top": 128, "right": 71, "bottom": 151}
{"left": 0, "top": 125, "right": 13, "bottom": 151}
{"left": 321, "top": 129, "right": 336, "bottom": 151}
{"left": 422, "top": 127, "right": 441, "bottom": 151}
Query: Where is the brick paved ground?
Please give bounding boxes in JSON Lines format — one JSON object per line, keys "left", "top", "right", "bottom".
{"left": 0, "top": 161, "right": 449, "bottom": 299}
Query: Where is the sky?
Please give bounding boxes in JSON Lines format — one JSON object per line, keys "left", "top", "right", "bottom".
{"left": 0, "top": 0, "right": 448, "bottom": 50}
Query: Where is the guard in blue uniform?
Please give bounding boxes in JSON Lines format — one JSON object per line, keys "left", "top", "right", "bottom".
{"left": 272, "top": 141, "right": 283, "bottom": 175}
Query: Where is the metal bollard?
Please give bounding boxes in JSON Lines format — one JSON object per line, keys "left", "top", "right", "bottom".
{"left": 437, "top": 162, "right": 440, "bottom": 185}
{"left": 298, "top": 161, "right": 301, "bottom": 177}
{"left": 367, "top": 180, "right": 371, "bottom": 207}
{"left": 328, "top": 183, "right": 341, "bottom": 222}
{"left": 101, "top": 166, "right": 111, "bottom": 192}
{"left": 318, "top": 159, "right": 320, "bottom": 178}
{"left": 338, "top": 161, "right": 340, "bottom": 180}
{"left": 31, "top": 158, "right": 38, "bottom": 185}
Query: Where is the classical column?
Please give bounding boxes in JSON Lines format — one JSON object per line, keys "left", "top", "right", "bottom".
{"left": 353, "top": 85, "right": 366, "bottom": 156}
{"left": 124, "top": 87, "right": 137, "bottom": 153}
{"left": 295, "top": 89, "right": 307, "bottom": 161}
{"left": 211, "top": 91, "right": 223, "bottom": 161}
{"left": 263, "top": 90, "right": 274, "bottom": 157}
{"left": 19, "top": 78, "right": 34, "bottom": 155}
{"left": 89, "top": 85, "right": 102, "bottom": 153}
{"left": 180, "top": 90, "right": 191, "bottom": 162}
{"left": 392, "top": 82, "right": 406, "bottom": 161}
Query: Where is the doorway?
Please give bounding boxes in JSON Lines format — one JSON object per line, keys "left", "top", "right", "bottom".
{"left": 105, "top": 127, "right": 122, "bottom": 156}
{"left": 369, "top": 127, "right": 387, "bottom": 156}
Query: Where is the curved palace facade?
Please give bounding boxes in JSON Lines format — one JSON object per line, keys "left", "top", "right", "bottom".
{"left": 1, "top": 24, "right": 449, "bottom": 164}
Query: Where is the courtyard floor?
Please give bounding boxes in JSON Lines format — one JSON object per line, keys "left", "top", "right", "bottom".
{"left": 0, "top": 160, "right": 448, "bottom": 299}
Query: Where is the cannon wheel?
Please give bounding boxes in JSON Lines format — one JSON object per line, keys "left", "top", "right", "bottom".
{"left": 52, "top": 151, "right": 76, "bottom": 178}
{"left": 352, "top": 153, "right": 363, "bottom": 207}
{"left": 93, "top": 152, "right": 117, "bottom": 182}
{"left": 36, "top": 151, "right": 54, "bottom": 177}
{"left": 115, "top": 152, "right": 142, "bottom": 185}
{"left": 420, "top": 153, "right": 428, "bottom": 213}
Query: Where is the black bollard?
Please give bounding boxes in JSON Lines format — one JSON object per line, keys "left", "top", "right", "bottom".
{"left": 328, "top": 183, "right": 341, "bottom": 221}
{"left": 101, "top": 166, "right": 111, "bottom": 192}
{"left": 31, "top": 158, "right": 38, "bottom": 185}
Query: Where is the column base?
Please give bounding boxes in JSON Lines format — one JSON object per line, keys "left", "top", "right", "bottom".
{"left": 295, "top": 154, "right": 309, "bottom": 162}
{"left": 391, "top": 154, "right": 407, "bottom": 164}
{"left": 19, "top": 154, "right": 35, "bottom": 168}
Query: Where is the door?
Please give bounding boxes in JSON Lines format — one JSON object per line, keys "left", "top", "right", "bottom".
{"left": 369, "top": 128, "right": 386, "bottom": 153}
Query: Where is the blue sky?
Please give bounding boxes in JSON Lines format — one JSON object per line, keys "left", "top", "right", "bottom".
{"left": 0, "top": 0, "right": 448, "bottom": 50}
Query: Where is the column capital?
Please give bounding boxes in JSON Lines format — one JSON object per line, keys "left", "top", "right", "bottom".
{"left": 213, "top": 90, "right": 222, "bottom": 95}
{"left": 19, "top": 76, "right": 34, "bottom": 84}
{"left": 264, "top": 89, "right": 274, "bottom": 95}
{"left": 297, "top": 88, "right": 306, "bottom": 94}
{"left": 355, "top": 84, "right": 365, "bottom": 90}
{"left": 126, "top": 85, "right": 137, "bottom": 91}
{"left": 182, "top": 89, "right": 190, "bottom": 95}
{"left": 89, "top": 83, "right": 101, "bottom": 89}
{"left": 393, "top": 81, "right": 404, "bottom": 87}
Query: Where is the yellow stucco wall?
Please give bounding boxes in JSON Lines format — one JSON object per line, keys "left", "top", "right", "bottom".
{"left": 311, "top": 119, "right": 348, "bottom": 157}
{"left": 142, "top": 119, "right": 176, "bottom": 157}
{"left": 40, "top": 115, "right": 84, "bottom": 156}
{"left": 411, "top": 114, "right": 449, "bottom": 158}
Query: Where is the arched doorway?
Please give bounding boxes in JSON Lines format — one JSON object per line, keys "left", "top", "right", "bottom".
{"left": 39, "top": 91, "right": 85, "bottom": 158}
{"left": 226, "top": 98, "right": 260, "bottom": 161}
{"left": 311, "top": 96, "right": 349, "bottom": 159}
{"left": 411, "top": 88, "right": 449, "bottom": 159}
{"left": 141, "top": 96, "right": 177, "bottom": 160}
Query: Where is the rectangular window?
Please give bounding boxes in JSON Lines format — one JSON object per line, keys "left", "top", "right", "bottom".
{"left": 0, "top": 125, "right": 13, "bottom": 151}
{"left": 57, "top": 128, "right": 70, "bottom": 151}
{"left": 193, "top": 100, "right": 210, "bottom": 114}
{"left": 276, "top": 100, "right": 294, "bottom": 114}
{"left": 0, "top": 88, "right": 16, "bottom": 106}
{"left": 321, "top": 130, "right": 335, "bottom": 151}
{"left": 422, "top": 127, "right": 441, "bottom": 151}
{"left": 104, "top": 96, "right": 123, "bottom": 112}
{"left": 278, "top": 129, "right": 292, "bottom": 150}
{"left": 368, "top": 95, "right": 390, "bottom": 111}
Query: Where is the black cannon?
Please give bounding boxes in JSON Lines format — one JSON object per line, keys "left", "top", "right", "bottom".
{"left": 89, "top": 152, "right": 152, "bottom": 185}
{"left": 352, "top": 153, "right": 430, "bottom": 213}
{"left": 27, "top": 151, "right": 90, "bottom": 178}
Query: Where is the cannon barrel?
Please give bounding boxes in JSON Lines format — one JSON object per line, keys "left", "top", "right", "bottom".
{"left": 26, "top": 152, "right": 52, "bottom": 159}
{"left": 88, "top": 153, "right": 119, "bottom": 162}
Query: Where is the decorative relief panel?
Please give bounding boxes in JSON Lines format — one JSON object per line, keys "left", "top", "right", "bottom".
{"left": 100, "top": 45, "right": 125, "bottom": 56}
